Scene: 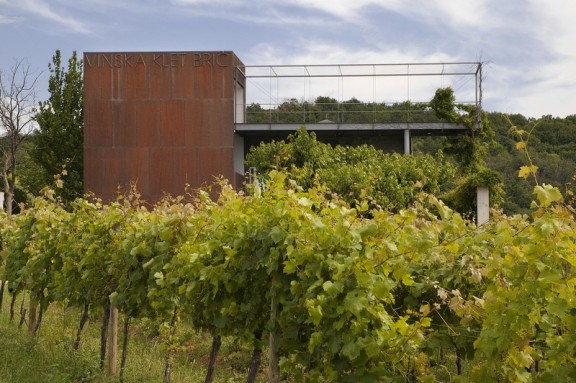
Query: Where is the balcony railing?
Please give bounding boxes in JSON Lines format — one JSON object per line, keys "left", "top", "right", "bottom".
{"left": 245, "top": 102, "right": 472, "bottom": 125}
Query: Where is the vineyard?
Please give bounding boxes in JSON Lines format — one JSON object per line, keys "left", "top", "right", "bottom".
{"left": 1, "top": 171, "right": 576, "bottom": 382}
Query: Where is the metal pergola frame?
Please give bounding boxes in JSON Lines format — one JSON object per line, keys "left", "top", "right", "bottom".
{"left": 237, "top": 61, "right": 483, "bottom": 125}
{"left": 244, "top": 62, "right": 482, "bottom": 78}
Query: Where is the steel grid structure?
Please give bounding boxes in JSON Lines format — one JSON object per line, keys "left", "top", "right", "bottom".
{"left": 236, "top": 62, "right": 482, "bottom": 126}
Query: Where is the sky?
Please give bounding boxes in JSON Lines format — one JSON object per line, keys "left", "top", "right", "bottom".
{"left": 1, "top": 0, "right": 575, "bottom": 118}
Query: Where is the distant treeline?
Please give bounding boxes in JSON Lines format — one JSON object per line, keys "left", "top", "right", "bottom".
{"left": 245, "top": 96, "right": 451, "bottom": 124}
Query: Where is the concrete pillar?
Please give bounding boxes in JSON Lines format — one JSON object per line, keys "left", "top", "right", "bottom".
{"left": 235, "top": 80, "right": 245, "bottom": 123}
{"left": 477, "top": 186, "right": 489, "bottom": 225}
{"left": 234, "top": 134, "right": 245, "bottom": 175}
{"left": 403, "top": 129, "right": 411, "bottom": 154}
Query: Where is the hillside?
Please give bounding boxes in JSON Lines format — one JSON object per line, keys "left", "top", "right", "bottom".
{"left": 415, "top": 112, "right": 576, "bottom": 215}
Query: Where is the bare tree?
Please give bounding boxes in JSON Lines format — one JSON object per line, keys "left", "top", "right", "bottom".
{"left": 0, "top": 59, "right": 40, "bottom": 214}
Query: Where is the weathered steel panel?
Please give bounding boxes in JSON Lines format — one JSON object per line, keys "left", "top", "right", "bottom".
{"left": 121, "top": 62, "right": 148, "bottom": 100}
{"left": 83, "top": 62, "right": 100, "bottom": 99}
{"left": 194, "top": 148, "right": 234, "bottom": 187}
{"left": 83, "top": 147, "right": 123, "bottom": 201}
{"left": 100, "top": 65, "right": 112, "bottom": 100}
{"left": 84, "top": 99, "right": 113, "bottom": 147}
{"left": 110, "top": 101, "right": 138, "bottom": 147}
{"left": 159, "top": 100, "right": 186, "bottom": 146}
{"left": 149, "top": 63, "right": 172, "bottom": 100}
{"left": 84, "top": 51, "right": 243, "bottom": 203}
{"left": 184, "top": 99, "right": 234, "bottom": 148}
{"left": 148, "top": 148, "right": 193, "bottom": 198}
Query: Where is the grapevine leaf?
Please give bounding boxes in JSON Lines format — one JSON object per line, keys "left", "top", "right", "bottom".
{"left": 518, "top": 165, "right": 538, "bottom": 179}
{"left": 401, "top": 273, "right": 414, "bottom": 286}
{"left": 533, "top": 184, "right": 562, "bottom": 207}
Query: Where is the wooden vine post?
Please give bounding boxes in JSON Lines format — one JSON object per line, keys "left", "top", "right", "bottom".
{"left": 268, "top": 275, "right": 280, "bottom": 383}
{"left": 106, "top": 304, "right": 119, "bottom": 376}
{"left": 28, "top": 296, "right": 37, "bottom": 336}
{"left": 0, "top": 280, "right": 5, "bottom": 314}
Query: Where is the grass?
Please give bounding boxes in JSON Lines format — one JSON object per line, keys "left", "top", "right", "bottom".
{"left": 0, "top": 289, "right": 268, "bottom": 383}
{"left": 0, "top": 288, "right": 473, "bottom": 382}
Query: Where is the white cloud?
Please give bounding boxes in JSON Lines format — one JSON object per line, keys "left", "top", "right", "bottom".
{"left": 0, "top": 14, "right": 18, "bottom": 24}
{"left": 166, "top": 0, "right": 338, "bottom": 27}
{"left": 527, "top": 0, "right": 576, "bottom": 55}
{"left": 0, "top": 0, "right": 20, "bottom": 24}
{"left": 482, "top": 53, "right": 576, "bottom": 119}
{"left": 425, "top": 0, "right": 491, "bottom": 27}
{"left": 11, "top": 0, "right": 92, "bottom": 34}
{"left": 484, "top": 1, "right": 576, "bottom": 117}
{"left": 284, "top": 0, "right": 388, "bottom": 20}
{"left": 243, "top": 42, "right": 477, "bottom": 108}
{"left": 172, "top": 0, "right": 229, "bottom": 3}
{"left": 167, "top": 0, "right": 493, "bottom": 28}
{"left": 156, "top": 0, "right": 500, "bottom": 33}
{"left": 374, "top": 0, "right": 493, "bottom": 28}
{"left": 245, "top": 40, "right": 458, "bottom": 68}
{"left": 280, "top": 0, "right": 495, "bottom": 29}
{"left": 509, "top": 62, "right": 576, "bottom": 118}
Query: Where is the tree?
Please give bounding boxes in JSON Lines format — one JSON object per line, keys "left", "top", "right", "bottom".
{"left": 429, "top": 87, "right": 504, "bottom": 217}
{"left": 0, "top": 59, "right": 40, "bottom": 215}
{"left": 33, "top": 50, "right": 83, "bottom": 202}
{"left": 14, "top": 136, "right": 46, "bottom": 202}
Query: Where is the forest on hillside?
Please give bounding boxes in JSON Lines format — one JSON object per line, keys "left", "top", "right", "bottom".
{"left": 414, "top": 112, "right": 576, "bottom": 215}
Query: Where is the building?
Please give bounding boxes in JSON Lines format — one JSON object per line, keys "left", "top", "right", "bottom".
{"left": 84, "top": 51, "right": 481, "bottom": 202}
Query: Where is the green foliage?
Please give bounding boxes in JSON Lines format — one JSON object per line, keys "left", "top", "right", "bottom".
{"left": 34, "top": 50, "right": 84, "bottom": 203}
{"left": 247, "top": 90, "right": 502, "bottom": 217}
{"left": 484, "top": 113, "right": 576, "bottom": 214}
{"left": 51, "top": 193, "right": 137, "bottom": 326}
{"left": 14, "top": 137, "right": 46, "bottom": 204}
{"left": 20, "top": 196, "right": 68, "bottom": 317}
{"left": 441, "top": 168, "right": 504, "bottom": 219}
{"left": 4, "top": 171, "right": 576, "bottom": 381}
{"left": 0, "top": 205, "right": 35, "bottom": 292}
{"left": 471, "top": 186, "right": 576, "bottom": 381}
{"left": 246, "top": 96, "right": 441, "bottom": 124}
{"left": 115, "top": 195, "right": 198, "bottom": 321}
{"left": 429, "top": 87, "right": 457, "bottom": 122}
{"left": 160, "top": 172, "right": 429, "bottom": 380}
{"left": 424, "top": 88, "right": 503, "bottom": 216}
{"left": 246, "top": 127, "right": 456, "bottom": 210}
{"left": 430, "top": 87, "right": 493, "bottom": 173}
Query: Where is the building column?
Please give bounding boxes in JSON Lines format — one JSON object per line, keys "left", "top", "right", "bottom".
{"left": 403, "top": 129, "right": 411, "bottom": 154}
{"left": 477, "top": 186, "right": 490, "bottom": 225}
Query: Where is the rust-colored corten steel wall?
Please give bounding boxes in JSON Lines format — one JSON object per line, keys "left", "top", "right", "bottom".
{"left": 84, "top": 51, "right": 244, "bottom": 202}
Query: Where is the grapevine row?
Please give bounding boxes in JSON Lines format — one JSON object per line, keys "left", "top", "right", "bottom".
{"left": 1, "top": 172, "right": 575, "bottom": 381}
